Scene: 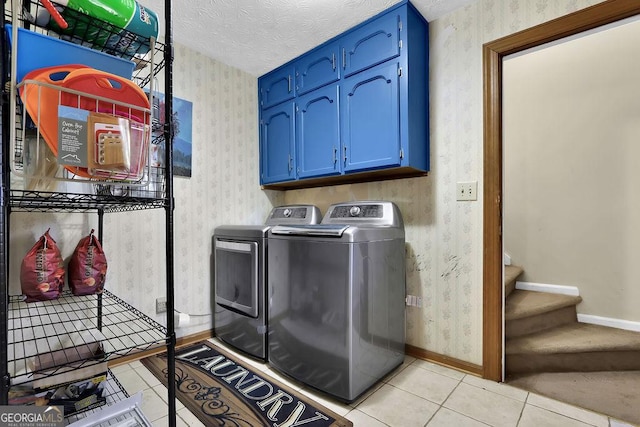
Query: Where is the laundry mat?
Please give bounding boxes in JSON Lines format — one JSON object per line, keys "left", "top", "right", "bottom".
{"left": 141, "top": 341, "right": 353, "bottom": 427}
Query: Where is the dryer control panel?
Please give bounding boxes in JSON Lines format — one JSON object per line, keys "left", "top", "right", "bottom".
{"left": 266, "top": 205, "right": 322, "bottom": 225}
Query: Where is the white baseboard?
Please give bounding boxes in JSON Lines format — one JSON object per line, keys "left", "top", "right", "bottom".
{"left": 515, "top": 281, "right": 580, "bottom": 296}
{"left": 577, "top": 314, "right": 640, "bottom": 333}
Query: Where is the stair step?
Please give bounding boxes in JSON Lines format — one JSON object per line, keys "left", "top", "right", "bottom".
{"left": 507, "top": 323, "right": 640, "bottom": 354}
{"left": 506, "top": 323, "right": 640, "bottom": 374}
{"left": 506, "top": 305, "right": 577, "bottom": 339}
{"left": 505, "top": 290, "right": 582, "bottom": 321}
{"left": 504, "top": 265, "right": 523, "bottom": 298}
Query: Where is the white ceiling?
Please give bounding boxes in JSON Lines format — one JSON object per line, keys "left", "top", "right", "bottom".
{"left": 143, "top": 0, "right": 475, "bottom": 76}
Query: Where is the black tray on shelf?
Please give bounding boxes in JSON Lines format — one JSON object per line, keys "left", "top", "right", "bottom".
{"left": 65, "top": 370, "right": 131, "bottom": 423}
{"left": 8, "top": 290, "right": 168, "bottom": 388}
{"left": 9, "top": 369, "right": 132, "bottom": 422}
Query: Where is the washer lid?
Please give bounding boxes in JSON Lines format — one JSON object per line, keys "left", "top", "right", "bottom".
{"left": 270, "top": 224, "right": 349, "bottom": 237}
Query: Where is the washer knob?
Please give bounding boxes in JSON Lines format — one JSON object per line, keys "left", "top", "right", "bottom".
{"left": 349, "top": 206, "right": 361, "bottom": 217}
{"left": 283, "top": 208, "right": 292, "bottom": 218}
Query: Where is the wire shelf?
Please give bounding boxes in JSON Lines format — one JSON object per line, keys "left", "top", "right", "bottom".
{"left": 9, "top": 187, "right": 167, "bottom": 212}
{"left": 8, "top": 290, "right": 167, "bottom": 388}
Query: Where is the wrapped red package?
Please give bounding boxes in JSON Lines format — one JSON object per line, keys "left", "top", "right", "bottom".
{"left": 68, "top": 229, "right": 108, "bottom": 296}
{"left": 20, "top": 229, "right": 65, "bottom": 302}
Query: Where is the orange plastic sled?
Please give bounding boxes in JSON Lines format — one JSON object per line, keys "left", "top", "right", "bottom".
{"left": 19, "top": 64, "right": 93, "bottom": 177}
{"left": 61, "top": 68, "right": 150, "bottom": 124}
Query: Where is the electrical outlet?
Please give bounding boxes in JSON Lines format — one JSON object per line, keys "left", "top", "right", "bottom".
{"left": 156, "top": 297, "right": 167, "bottom": 313}
{"left": 456, "top": 181, "right": 478, "bottom": 201}
{"left": 406, "top": 295, "right": 423, "bottom": 307}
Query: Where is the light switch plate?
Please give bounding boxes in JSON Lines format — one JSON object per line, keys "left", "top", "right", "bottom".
{"left": 456, "top": 181, "right": 477, "bottom": 201}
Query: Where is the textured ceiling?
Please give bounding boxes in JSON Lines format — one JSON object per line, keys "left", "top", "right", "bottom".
{"left": 143, "top": 0, "right": 475, "bottom": 77}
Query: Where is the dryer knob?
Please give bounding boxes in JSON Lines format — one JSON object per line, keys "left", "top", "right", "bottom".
{"left": 283, "top": 208, "right": 292, "bottom": 218}
{"left": 349, "top": 206, "right": 361, "bottom": 217}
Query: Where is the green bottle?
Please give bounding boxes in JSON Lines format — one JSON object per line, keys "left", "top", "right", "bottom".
{"left": 38, "top": 0, "right": 159, "bottom": 57}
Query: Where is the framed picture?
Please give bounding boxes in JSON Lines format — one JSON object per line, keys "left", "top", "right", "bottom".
{"left": 150, "top": 92, "right": 193, "bottom": 178}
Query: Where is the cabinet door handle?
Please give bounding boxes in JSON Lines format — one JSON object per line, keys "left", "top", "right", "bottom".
{"left": 343, "top": 146, "right": 347, "bottom": 165}
{"left": 342, "top": 48, "right": 346, "bottom": 69}
{"left": 333, "top": 146, "right": 337, "bottom": 164}
{"left": 332, "top": 53, "right": 336, "bottom": 71}
{"left": 288, "top": 154, "right": 293, "bottom": 172}
{"left": 288, "top": 75, "right": 292, "bottom": 93}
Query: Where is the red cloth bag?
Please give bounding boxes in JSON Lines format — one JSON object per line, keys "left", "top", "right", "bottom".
{"left": 68, "top": 229, "right": 108, "bottom": 296}
{"left": 20, "top": 229, "right": 65, "bottom": 302}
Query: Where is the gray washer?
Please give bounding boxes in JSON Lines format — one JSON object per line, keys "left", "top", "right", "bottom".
{"left": 267, "top": 201, "right": 406, "bottom": 401}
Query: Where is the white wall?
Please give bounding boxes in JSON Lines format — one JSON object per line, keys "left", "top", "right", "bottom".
{"left": 503, "top": 18, "right": 640, "bottom": 323}
{"left": 7, "top": 0, "right": 608, "bottom": 367}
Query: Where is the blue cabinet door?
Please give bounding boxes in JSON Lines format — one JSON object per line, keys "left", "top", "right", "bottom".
{"left": 296, "top": 85, "right": 340, "bottom": 178}
{"left": 261, "top": 102, "right": 295, "bottom": 184}
{"left": 259, "top": 65, "right": 295, "bottom": 109}
{"left": 296, "top": 41, "right": 340, "bottom": 95}
{"left": 341, "top": 61, "right": 400, "bottom": 173}
{"left": 341, "top": 10, "right": 400, "bottom": 78}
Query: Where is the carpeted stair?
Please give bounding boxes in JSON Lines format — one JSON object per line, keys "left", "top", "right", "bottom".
{"left": 504, "top": 265, "right": 640, "bottom": 375}
{"left": 504, "top": 265, "right": 640, "bottom": 425}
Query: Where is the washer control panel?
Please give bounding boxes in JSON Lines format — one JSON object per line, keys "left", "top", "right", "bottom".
{"left": 330, "top": 204, "right": 382, "bottom": 219}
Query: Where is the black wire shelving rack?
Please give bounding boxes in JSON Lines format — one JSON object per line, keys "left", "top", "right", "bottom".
{"left": 1, "top": 0, "right": 176, "bottom": 425}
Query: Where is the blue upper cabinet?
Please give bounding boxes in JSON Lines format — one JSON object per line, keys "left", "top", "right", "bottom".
{"left": 260, "top": 102, "right": 296, "bottom": 183}
{"left": 341, "top": 10, "right": 400, "bottom": 78}
{"left": 260, "top": 64, "right": 295, "bottom": 109}
{"left": 258, "top": 0, "right": 428, "bottom": 188}
{"left": 341, "top": 61, "right": 400, "bottom": 172}
{"left": 297, "top": 85, "right": 341, "bottom": 178}
{"left": 296, "top": 41, "right": 341, "bottom": 95}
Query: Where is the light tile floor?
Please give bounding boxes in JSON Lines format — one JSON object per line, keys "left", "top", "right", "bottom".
{"left": 110, "top": 339, "right": 637, "bottom": 427}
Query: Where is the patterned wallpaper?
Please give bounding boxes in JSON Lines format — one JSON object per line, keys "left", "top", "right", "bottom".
{"left": 8, "top": 45, "right": 284, "bottom": 339}
{"left": 286, "top": 0, "right": 603, "bottom": 364}
{"left": 7, "top": 0, "right": 604, "bottom": 367}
